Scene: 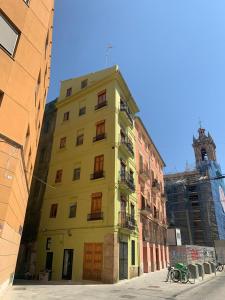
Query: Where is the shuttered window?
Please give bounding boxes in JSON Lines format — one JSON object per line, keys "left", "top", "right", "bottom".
{"left": 91, "top": 193, "right": 102, "bottom": 213}
{"left": 94, "top": 155, "right": 104, "bottom": 173}
{"left": 0, "top": 14, "right": 19, "bottom": 56}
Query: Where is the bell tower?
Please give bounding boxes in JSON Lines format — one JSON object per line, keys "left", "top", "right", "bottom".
{"left": 192, "top": 127, "right": 216, "bottom": 166}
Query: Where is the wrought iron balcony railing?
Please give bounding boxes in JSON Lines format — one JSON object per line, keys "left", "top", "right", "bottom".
{"left": 120, "top": 136, "right": 134, "bottom": 156}
{"left": 87, "top": 212, "right": 104, "bottom": 221}
{"left": 95, "top": 100, "right": 107, "bottom": 110}
{"left": 119, "top": 172, "right": 135, "bottom": 192}
{"left": 93, "top": 133, "right": 106, "bottom": 142}
{"left": 120, "top": 101, "right": 134, "bottom": 125}
{"left": 118, "top": 212, "right": 137, "bottom": 230}
{"left": 90, "top": 170, "right": 105, "bottom": 180}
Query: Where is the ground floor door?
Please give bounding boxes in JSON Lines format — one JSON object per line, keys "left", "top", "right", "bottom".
{"left": 83, "top": 243, "right": 103, "bottom": 281}
{"left": 150, "top": 246, "right": 154, "bottom": 272}
{"left": 119, "top": 242, "right": 128, "bottom": 280}
{"left": 156, "top": 247, "right": 160, "bottom": 270}
{"left": 45, "top": 252, "right": 53, "bottom": 280}
{"left": 62, "top": 249, "right": 74, "bottom": 280}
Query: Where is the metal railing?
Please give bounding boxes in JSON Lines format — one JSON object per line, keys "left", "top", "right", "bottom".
{"left": 118, "top": 212, "right": 136, "bottom": 230}
{"left": 87, "top": 212, "right": 104, "bottom": 221}
{"left": 120, "top": 172, "right": 135, "bottom": 191}
{"left": 90, "top": 170, "right": 105, "bottom": 180}
{"left": 93, "top": 133, "right": 106, "bottom": 142}
{"left": 95, "top": 100, "right": 107, "bottom": 110}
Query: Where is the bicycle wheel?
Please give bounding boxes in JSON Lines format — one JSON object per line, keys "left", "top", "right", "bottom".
{"left": 217, "top": 264, "right": 223, "bottom": 272}
{"left": 171, "top": 269, "right": 181, "bottom": 282}
{"left": 181, "top": 272, "right": 188, "bottom": 284}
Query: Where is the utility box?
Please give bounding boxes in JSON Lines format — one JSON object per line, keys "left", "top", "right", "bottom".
{"left": 214, "top": 240, "right": 225, "bottom": 264}
{"left": 167, "top": 228, "right": 182, "bottom": 246}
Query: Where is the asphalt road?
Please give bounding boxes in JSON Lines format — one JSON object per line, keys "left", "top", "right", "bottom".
{"left": 175, "top": 272, "right": 225, "bottom": 300}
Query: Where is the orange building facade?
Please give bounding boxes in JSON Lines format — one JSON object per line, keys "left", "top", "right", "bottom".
{"left": 0, "top": 0, "right": 54, "bottom": 292}
{"left": 134, "top": 117, "right": 169, "bottom": 274}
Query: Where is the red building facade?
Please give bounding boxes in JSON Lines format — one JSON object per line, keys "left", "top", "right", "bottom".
{"left": 135, "top": 117, "right": 168, "bottom": 273}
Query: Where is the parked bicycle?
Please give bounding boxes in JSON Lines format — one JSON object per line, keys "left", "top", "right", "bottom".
{"left": 166, "top": 263, "right": 195, "bottom": 284}
{"left": 216, "top": 262, "right": 224, "bottom": 272}
{"left": 212, "top": 259, "right": 224, "bottom": 272}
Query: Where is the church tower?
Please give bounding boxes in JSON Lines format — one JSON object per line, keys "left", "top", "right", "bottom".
{"left": 192, "top": 127, "right": 216, "bottom": 166}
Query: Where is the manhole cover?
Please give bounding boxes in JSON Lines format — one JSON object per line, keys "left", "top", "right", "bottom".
{"left": 13, "top": 287, "right": 26, "bottom": 291}
{"left": 120, "top": 296, "right": 136, "bottom": 299}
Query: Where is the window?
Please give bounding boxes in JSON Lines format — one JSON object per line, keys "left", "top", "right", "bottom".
{"left": 73, "top": 168, "right": 80, "bottom": 180}
{"left": 98, "top": 90, "right": 106, "bottom": 104}
{"left": 131, "top": 240, "right": 135, "bottom": 265}
{"left": 91, "top": 192, "right": 102, "bottom": 213}
{"left": 76, "top": 133, "right": 84, "bottom": 146}
{"left": 94, "top": 120, "right": 105, "bottom": 141}
{"left": 0, "top": 91, "right": 3, "bottom": 107}
{"left": 79, "top": 106, "right": 86, "bottom": 116}
{"left": 59, "top": 137, "right": 67, "bottom": 149}
{"left": 50, "top": 204, "right": 58, "bottom": 218}
{"left": 66, "top": 87, "right": 72, "bottom": 97}
{"left": 95, "top": 90, "right": 107, "bottom": 110}
{"left": 63, "top": 111, "right": 70, "bottom": 121}
{"left": 91, "top": 155, "right": 104, "bottom": 179}
{"left": 46, "top": 237, "right": 51, "bottom": 250}
{"left": 69, "top": 203, "right": 77, "bottom": 218}
{"left": 0, "top": 13, "right": 19, "bottom": 56}
{"left": 81, "top": 79, "right": 88, "bottom": 89}
{"left": 55, "top": 169, "right": 63, "bottom": 183}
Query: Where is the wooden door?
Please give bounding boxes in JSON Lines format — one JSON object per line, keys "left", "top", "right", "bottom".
{"left": 83, "top": 243, "right": 103, "bottom": 281}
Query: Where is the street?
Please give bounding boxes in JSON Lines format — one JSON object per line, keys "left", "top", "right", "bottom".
{"left": 3, "top": 270, "right": 225, "bottom": 300}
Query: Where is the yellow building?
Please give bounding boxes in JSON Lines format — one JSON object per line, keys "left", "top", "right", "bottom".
{"left": 36, "top": 66, "right": 140, "bottom": 283}
{"left": 0, "top": 0, "right": 54, "bottom": 293}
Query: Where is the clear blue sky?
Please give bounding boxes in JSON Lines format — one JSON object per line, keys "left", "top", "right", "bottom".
{"left": 48, "top": 0, "right": 225, "bottom": 173}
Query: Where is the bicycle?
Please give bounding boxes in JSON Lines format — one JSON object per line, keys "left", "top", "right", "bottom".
{"left": 171, "top": 263, "right": 195, "bottom": 284}
{"left": 216, "top": 262, "right": 224, "bottom": 272}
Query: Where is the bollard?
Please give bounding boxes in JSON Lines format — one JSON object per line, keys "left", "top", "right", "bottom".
{"left": 196, "top": 263, "right": 205, "bottom": 280}
{"left": 203, "top": 262, "right": 212, "bottom": 274}
{"left": 188, "top": 264, "right": 199, "bottom": 279}
{"left": 209, "top": 262, "right": 216, "bottom": 276}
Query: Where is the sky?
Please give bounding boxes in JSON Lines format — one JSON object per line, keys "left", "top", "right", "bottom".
{"left": 48, "top": 0, "right": 225, "bottom": 174}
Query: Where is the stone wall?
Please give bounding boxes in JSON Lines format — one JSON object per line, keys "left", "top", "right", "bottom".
{"left": 169, "top": 245, "right": 215, "bottom": 266}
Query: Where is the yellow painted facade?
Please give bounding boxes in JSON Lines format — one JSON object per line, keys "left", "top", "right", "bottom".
{"left": 36, "top": 66, "right": 140, "bottom": 283}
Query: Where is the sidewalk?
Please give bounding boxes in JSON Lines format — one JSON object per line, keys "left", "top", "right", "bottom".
{"left": 3, "top": 269, "right": 221, "bottom": 300}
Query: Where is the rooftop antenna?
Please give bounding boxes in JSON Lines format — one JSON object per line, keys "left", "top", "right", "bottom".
{"left": 105, "top": 43, "right": 113, "bottom": 67}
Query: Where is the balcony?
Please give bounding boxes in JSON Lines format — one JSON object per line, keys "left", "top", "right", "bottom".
{"left": 118, "top": 212, "right": 137, "bottom": 230}
{"left": 152, "top": 179, "right": 161, "bottom": 193}
{"left": 140, "top": 197, "right": 152, "bottom": 216}
{"left": 119, "top": 172, "right": 135, "bottom": 193}
{"left": 119, "top": 136, "right": 134, "bottom": 157}
{"left": 87, "top": 212, "right": 104, "bottom": 221}
{"left": 95, "top": 100, "right": 107, "bottom": 110}
{"left": 93, "top": 133, "right": 106, "bottom": 142}
{"left": 119, "top": 100, "right": 133, "bottom": 126}
{"left": 139, "top": 167, "right": 149, "bottom": 181}
{"left": 90, "top": 170, "right": 105, "bottom": 180}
